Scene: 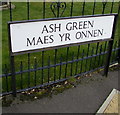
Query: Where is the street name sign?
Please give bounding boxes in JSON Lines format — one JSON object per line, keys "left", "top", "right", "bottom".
{"left": 8, "top": 14, "right": 117, "bottom": 55}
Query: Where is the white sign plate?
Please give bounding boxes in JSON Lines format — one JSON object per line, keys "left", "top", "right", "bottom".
{"left": 9, "top": 15, "right": 115, "bottom": 54}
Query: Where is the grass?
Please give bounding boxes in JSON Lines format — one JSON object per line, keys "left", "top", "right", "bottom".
{"left": 1, "top": 2, "right": 120, "bottom": 93}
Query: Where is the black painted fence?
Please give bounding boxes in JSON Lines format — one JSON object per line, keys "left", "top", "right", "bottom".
{"left": 1, "top": 1, "right": 120, "bottom": 96}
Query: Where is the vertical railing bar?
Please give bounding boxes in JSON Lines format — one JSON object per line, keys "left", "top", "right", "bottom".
{"left": 70, "top": 52, "right": 74, "bottom": 76}
{"left": 102, "top": 0, "right": 107, "bottom": 14}
{"left": 82, "top": 0, "right": 85, "bottom": 16}
{"left": 94, "top": 42, "right": 99, "bottom": 68}
{"left": 80, "top": 49, "right": 84, "bottom": 74}
{"left": 96, "top": 43, "right": 100, "bottom": 54}
{"left": 43, "top": 0, "right": 46, "bottom": 19}
{"left": 27, "top": 0, "right": 30, "bottom": 20}
{"left": 110, "top": 0, "right": 114, "bottom": 13}
{"left": 59, "top": 54, "right": 62, "bottom": 80}
{"left": 117, "top": 1, "right": 120, "bottom": 63}
{"left": 98, "top": 45, "right": 102, "bottom": 66}
{"left": 28, "top": 53, "right": 30, "bottom": 88}
{"left": 10, "top": 56, "right": 16, "bottom": 96}
{"left": 8, "top": 3, "right": 16, "bottom": 96}
{"left": 104, "top": 41, "right": 107, "bottom": 52}
{"left": 104, "top": 41, "right": 114, "bottom": 76}
{"left": 100, "top": 45, "right": 103, "bottom": 66}
{"left": 57, "top": 0, "right": 60, "bottom": 18}
{"left": 85, "top": 44, "right": 90, "bottom": 72}
{"left": 41, "top": 51, "right": 44, "bottom": 84}
{"left": 101, "top": 41, "right": 107, "bottom": 66}
{"left": 89, "top": 47, "right": 94, "bottom": 71}
{"left": 103, "top": 42, "right": 108, "bottom": 56}
{"left": 9, "top": 1, "right": 12, "bottom": 21}
{"left": 34, "top": 58, "right": 37, "bottom": 86}
{"left": 118, "top": 39, "right": 120, "bottom": 63}
{"left": 20, "top": 61, "right": 23, "bottom": 89}
{"left": 70, "top": 0, "right": 73, "bottom": 17}
{"left": 54, "top": 49, "right": 57, "bottom": 81}
{"left": 115, "top": 41, "right": 118, "bottom": 62}
{"left": 92, "top": 0, "right": 96, "bottom": 15}
{"left": 65, "top": 47, "right": 69, "bottom": 78}
{"left": 114, "top": 41, "right": 118, "bottom": 62}
{"left": 104, "top": 14, "right": 117, "bottom": 76}
{"left": 112, "top": 41, "right": 117, "bottom": 62}
{"left": 48, "top": 56, "right": 50, "bottom": 83}
{"left": 75, "top": 45, "right": 80, "bottom": 75}
{"left": 5, "top": 64, "right": 9, "bottom": 92}
{"left": 118, "top": 1, "right": 120, "bottom": 14}
{"left": 26, "top": 0, "right": 30, "bottom": 89}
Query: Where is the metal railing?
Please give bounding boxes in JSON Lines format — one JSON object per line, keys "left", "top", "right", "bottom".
{"left": 1, "top": 1, "right": 120, "bottom": 96}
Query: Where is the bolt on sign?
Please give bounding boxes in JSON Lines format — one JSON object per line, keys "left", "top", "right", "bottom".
{"left": 8, "top": 14, "right": 117, "bottom": 55}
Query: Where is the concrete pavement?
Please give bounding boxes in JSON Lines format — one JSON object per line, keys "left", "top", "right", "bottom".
{"left": 2, "top": 69, "right": 119, "bottom": 114}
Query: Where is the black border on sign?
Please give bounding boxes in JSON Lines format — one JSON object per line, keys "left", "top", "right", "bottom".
{"left": 8, "top": 13, "right": 118, "bottom": 56}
